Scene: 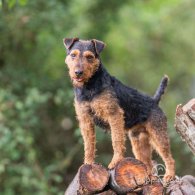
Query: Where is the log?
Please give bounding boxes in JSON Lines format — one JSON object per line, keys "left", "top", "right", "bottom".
{"left": 175, "top": 98, "right": 195, "bottom": 155}
{"left": 96, "top": 190, "right": 117, "bottom": 195}
{"left": 109, "top": 157, "right": 149, "bottom": 194}
{"left": 183, "top": 98, "right": 195, "bottom": 121}
{"left": 142, "top": 182, "right": 164, "bottom": 195}
{"left": 65, "top": 163, "right": 110, "bottom": 195}
{"left": 166, "top": 175, "right": 195, "bottom": 195}
{"left": 65, "top": 161, "right": 195, "bottom": 195}
{"left": 97, "top": 190, "right": 137, "bottom": 195}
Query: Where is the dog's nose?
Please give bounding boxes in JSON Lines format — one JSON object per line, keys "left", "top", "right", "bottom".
{"left": 75, "top": 70, "right": 83, "bottom": 77}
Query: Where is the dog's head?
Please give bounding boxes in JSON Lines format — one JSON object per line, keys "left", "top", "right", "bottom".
{"left": 63, "top": 38, "right": 105, "bottom": 87}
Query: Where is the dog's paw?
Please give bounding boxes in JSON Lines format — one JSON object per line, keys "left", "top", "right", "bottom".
{"left": 163, "top": 174, "right": 175, "bottom": 185}
{"left": 148, "top": 175, "right": 159, "bottom": 183}
{"left": 108, "top": 156, "right": 124, "bottom": 169}
{"left": 84, "top": 159, "right": 95, "bottom": 165}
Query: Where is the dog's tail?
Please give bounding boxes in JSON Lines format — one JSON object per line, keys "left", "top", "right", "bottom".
{"left": 153, "top": 75, "right": 169, "bottom": 104}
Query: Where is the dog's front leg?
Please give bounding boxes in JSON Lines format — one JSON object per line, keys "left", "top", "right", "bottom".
{"left": 79, "top": 118, "right": 95, "bottom": 164}
{"left": 75, "top": 101, "right": 96, "bottom": 164}
{"left": 108, "top": 109, "right": 126, "bottom": 169}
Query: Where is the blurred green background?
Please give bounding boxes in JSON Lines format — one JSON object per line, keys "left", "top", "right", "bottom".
{"left": 0, "top": 0, "right": 195, "bottom": 194}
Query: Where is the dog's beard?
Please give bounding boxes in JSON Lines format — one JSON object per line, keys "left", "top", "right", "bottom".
{"left": 72, "top": 78, "right": 85, "bottom": 88}
{"left": 69, "top": 65, "right": 99, "bottom": 88}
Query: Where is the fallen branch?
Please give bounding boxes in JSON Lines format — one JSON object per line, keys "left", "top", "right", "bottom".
{"left": 175, "top": 98, "right": 195, "bottom": 155}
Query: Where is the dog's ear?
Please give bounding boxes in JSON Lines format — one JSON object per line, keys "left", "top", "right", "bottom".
{"left": 92, "top": 39, "right": 106, "bottom": 55}
{"left": 63, "top": 38, "right": 79, "bottom": 50}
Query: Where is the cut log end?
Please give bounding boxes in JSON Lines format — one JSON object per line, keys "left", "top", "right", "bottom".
{"left": 80, "top": 164, "right": 109, "bottom": 192}
{"left": 110, "top": 157, "right": 148, "bottom": 194}
{"left": 65, "top": 163, "right": 109, "bottom": 195}
{"left": 115, "top": 158, "right": 148, "bottom": 187}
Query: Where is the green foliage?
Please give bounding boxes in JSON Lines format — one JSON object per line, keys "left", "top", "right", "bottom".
{"left": 0, "top": 0, "right": 195, "bottom": 194}
{"left": 0, "top": 0, "right": 28, "bottom": 9}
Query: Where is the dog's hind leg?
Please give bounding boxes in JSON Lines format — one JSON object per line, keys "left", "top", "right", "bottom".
{"left": 145, "top": 108, "right": 175, "bottom": 182}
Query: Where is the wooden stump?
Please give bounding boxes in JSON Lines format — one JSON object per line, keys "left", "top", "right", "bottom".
{"left": 109, "top": 157, "right": 149, "bottom": 194}
{"left": 65, "top": 163, "right": 110, "bottom": 195}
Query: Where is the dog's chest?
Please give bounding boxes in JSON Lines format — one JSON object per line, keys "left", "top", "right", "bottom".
{"left": 76, "top": 89, "right": 119, "bottom": 130}
{"left": 89, "top": 102, "right": 110, "bottom": 130}
{"left": 90, "top": 100, "right": 107, "bottom": 117}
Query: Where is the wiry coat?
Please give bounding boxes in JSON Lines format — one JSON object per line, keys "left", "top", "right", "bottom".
{"left": 64, "top": 38, "right": 175, "bottom": 181}
{"left": 74, "top": 63, "right": 167, "bottom": 131}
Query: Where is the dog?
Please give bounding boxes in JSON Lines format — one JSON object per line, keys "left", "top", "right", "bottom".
{"left": 63, "top": 38, "right": 175, "bottom": 181}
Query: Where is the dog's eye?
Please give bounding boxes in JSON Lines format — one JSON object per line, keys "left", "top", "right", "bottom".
{"left": 70, "top": 53, "right": 76, "bottom": 58}
{"left": 86, "top": 55, "right": 94, "bottom": 61}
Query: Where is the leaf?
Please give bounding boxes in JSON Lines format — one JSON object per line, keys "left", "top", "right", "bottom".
{"left": 19, "top": 0, "right": 28, "bottom": 6}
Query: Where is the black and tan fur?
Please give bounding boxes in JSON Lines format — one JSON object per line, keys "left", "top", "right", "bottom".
{"left": 63, "top": 38, "right": 175, "bottom": 181}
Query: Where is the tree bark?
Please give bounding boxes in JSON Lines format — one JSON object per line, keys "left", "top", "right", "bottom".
{"left": 175, "top": 98, "right": 195, "bottom": 155}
